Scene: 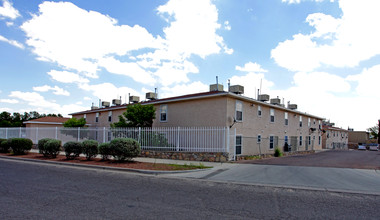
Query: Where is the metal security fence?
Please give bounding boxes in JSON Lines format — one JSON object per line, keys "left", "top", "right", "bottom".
{"left": 0, "top": 127, "right": 229, "bottom": 153}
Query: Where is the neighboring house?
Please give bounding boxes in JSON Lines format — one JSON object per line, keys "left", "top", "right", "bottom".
{"left": 23, "top": 116, "right": 70, "bottom": 128}
{"left": 322, "top": 122, "right": 348, "bottom": 149}
{"left": 348, "top": 131, "right": 370, "bottom": 145}
{"left": 70, "top": 84, "right": 324, "bottom": 156}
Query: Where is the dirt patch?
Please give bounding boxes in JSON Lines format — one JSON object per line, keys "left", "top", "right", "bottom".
{"left": 0, "top": 152, "right": 205, "bottom": 171}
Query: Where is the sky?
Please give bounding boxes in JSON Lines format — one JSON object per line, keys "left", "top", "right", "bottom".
{"left": 0, "top": 0, "right": 379, "bottom": 131}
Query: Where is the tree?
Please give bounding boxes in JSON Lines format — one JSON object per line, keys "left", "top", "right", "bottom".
{"left": 367, "top": 124, "right": 379, "bottom": 139}
{"left": 112, "top": 104, "right": 156, "bottom": 128}
{"left": 0, "top": 111, "right": 63, "bottom": 127}
{"left": 63, "top": 118, "right": 86, "bottom": 127}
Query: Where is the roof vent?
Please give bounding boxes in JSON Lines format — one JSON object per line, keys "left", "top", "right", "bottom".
{"left": 258, "top": 94, "right": 270, "bottom": 102}
{"left": 91, "top": 106, "right": 99, "bottom": 110}
{"left": 210, "top": 84, "right": 224, "bottom": 92}
{"left": 229, "top": 85, "right": 244, "bottom": 94}
{"left": 101, "top": 101, "right": 110, "bottom": 107}
{"left": 146, "top": 92, "right": 158, "bottom": 100}
{"left": 112, "top": 99, "right": 121, "bottom": 106}
{"left": 129, "top": 96, "right": 140, "bottom": 103}
{"left": 288, "top": 104, "right": 297, "bottom": 110}
{"left": 270, "top": 98, "right": 281, "bottom": 105}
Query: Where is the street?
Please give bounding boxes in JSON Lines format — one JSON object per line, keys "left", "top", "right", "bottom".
{"left": 1, "top": 158, "right": 380, "bottom": 219}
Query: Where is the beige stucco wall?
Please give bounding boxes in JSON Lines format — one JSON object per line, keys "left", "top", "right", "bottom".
{"left": 348, "top": 131, "right": 369, "bottom": 144}
{"left": 322, "top": 127, "right": 348, "bottom": 149}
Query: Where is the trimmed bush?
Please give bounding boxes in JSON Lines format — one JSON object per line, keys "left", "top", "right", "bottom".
{"left": 38, "top": 138, "right": 53, "bottom": 157}
{"left": 0, "top": 138, "right": 9, "bottom": 153}
{"left": 274, "top": 147, "right": 283, "bottom": 157}
{"left": 43, "top": 139, "right": 62, "bottom": 158}
{"left": 63, "top": 141, "right": 82, "bottom": 159}
{"left": 98, "top": 142, "right": 111, "bottom": 160}
{"left": 110, "top": 138, "right": 141, "bottom": 161}
{"left": 9, "top": 138, "right": 33, "bottom": 155}
{"left": 82, "top": 140, "right": 98, "bottom": 160}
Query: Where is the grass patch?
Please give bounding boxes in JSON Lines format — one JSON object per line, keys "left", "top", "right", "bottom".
{"left": 167, "top": 163, "right": 212, "bottom": 170}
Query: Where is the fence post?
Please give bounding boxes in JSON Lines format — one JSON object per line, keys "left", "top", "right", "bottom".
{"left": 138, "top": 127, "right": 141, "bottom": 144}
{"left": 36, "top": 127, "right": 38, "bottom": 144}
{"left": 226, "top": 127, "right": 229, "bottom": 153}
{"left": 55, "top": 127, "right": 58, "bottom": 139}
{"left": 233, "top": 128, "right": 236, "bottom": 161}
{"left": 5, "top": 128, "right": 8, "bottom": 139}
{"left": 19, "top": 127, "right": 22, "bottom": 138}
{"left": 176, "top": 127, "right": 180, "bottom": 152}
{"left": 77, "top": 127, "right": 80, "bottom": 142}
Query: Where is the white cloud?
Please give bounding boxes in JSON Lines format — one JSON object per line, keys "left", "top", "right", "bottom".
{"left": 0, "top": 107, "right": 12, "bottom": 112}
{"left": 236, "top": 62, "right": 267, "bottom": 73}
{"left": 0, "top": 34, "right": 24, "bottom": 49}
{"left": 0, "top": 0, "right": 20, "bottom": 20}
{"left": 160, "top": 81, "right": 208, "bottom": 98}
{"left": 346, "top": 64, "right": 380, "bottom": 99}
{"left": 21, "top": 1, "right": 159, "bottom": 76}
{"left": 0, "top": 98, "right": 18, "bottom": 104}
{"left": 83, "top": 97, "right": 92, "bottom": 101}
{"left": 229, "top": 72, "right": 274, "bottom": 98}
{"left": 272, "top": 0, "right": 380, "bottom": 72}
{"left": 79, "top": 82, "right": 141, "bottom": 103}
{"left": 47, "top": 70, "right": 89, "bottom": 84}
{"left": 282, "top": 0, "right": 334, "bottom": 4}
{"left": 33, "top": 85, "right": 70, "bottom": 96}
{"left": 224, "top": 21, "right": 231, "bottom": 31}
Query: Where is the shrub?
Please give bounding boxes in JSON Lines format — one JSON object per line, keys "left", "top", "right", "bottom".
{"left": 274, "top": 147, "right": 283, "bottom": 157}
{"left": 63, "top": 141, "right": 82, "bottom": 159}
{"left": 0, "top": 138, "right": 9, "bottom": 153}
{"left": 38, "top": 138, "right": 53, "bottom": 156}
{"left": 82, "top": 140, "right": 98, "bottom": 160}
{"left": 98, "top": 142, "right": 111, "bottom": 160}
{"left": 9, "top": 138, "right": 33, "bottom": 155}
{"left": 43, "top": 139, "right": 62, "bottom": 158}
{"left": 110, "top": 138, "right": 141, "bottom": 161}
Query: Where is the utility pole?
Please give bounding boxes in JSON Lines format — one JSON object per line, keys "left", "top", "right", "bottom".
{"left": 378, "top": 119, "right": 380, "bottom": 145}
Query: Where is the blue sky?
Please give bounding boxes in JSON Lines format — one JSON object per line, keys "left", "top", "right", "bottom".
{"left": 0, "top": 0, "right": 379, "bottom": 131}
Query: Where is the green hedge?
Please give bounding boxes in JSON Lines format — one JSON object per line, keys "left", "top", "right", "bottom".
{"left": 98, "top": 142, "right": 111, "bottom": 160}
{"left": 82, "top": 140, "right": 98, "bottom": 160}
{"left": 43, "top": 139, "right": 61, "bottom": 158}
{"left": 110, "top": 138, "right": 141, "bottom": 161}
{"left": 63, "top": 141, "right": 82, "bottom": 160}
{"left": 8, "top": 138, "right": 33, "bottom": 155}
{"left": 0, "top": 138, "right": 9, "bottom": 153}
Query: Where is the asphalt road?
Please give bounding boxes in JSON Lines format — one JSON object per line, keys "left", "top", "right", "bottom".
{"left": 1, "top": 158, "right": 380, "bottom": 219}
{"left": 237, "top": 150, "right": 380, "bottom": 169}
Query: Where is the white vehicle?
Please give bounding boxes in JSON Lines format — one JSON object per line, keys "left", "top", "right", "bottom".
{"left": 358, "top": 145, "right": 366, "bottom": 150}
{"left": 368, "top": 144, "right": 379, "bottom": 151}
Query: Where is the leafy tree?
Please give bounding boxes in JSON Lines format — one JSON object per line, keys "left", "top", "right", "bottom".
{"left": 112, "top": 104, "right": 156, "bottom": 128}
{"left": 63, "top": 117, "right": 86, "bottom": 127}
{"left": 367, "top": 124, "right": 379, "bottom": 139}
{"left": 0, "top": 111, "right": 63, "bottom": 127}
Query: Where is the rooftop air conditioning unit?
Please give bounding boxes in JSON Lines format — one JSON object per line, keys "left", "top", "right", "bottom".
{"left": 258, "top": 94, "right": 270, "bottom": 102}
{"left": 288, "top": 104, "right": 297, "bottom": 110}
{"left": 210, "top": 84, "right": 224, "bottom": 92}
{"left": 229, "top": 85, "right": 244, "bottom": 94}
{"left": 112, "top": 99, "right": 121, "bottom": 106}
{"left": 270, "top": 98, "right": 281, "bottom": 105}
{"left": 101, "top": 101, "right": 110, "bottom": 107}
{"left": 146, "top": 92, "right": 158, "bottom": 100}
{"left": 91, "top": 106, "right": 99, "bottom": 110}
{"left": 129, "top": 96, "right": 140, "bottom": 103}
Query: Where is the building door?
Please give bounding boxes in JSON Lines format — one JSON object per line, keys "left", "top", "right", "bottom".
{"left": 236, "top": 136, "right": 242, "bottom": 155}
{"left": 290, "top": 136, "right": 298, "bottom": 151}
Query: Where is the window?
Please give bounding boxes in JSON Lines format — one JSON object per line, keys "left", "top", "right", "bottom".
{"left": 108, "top": 111, "right": 112, "bottom": 122}
{"left": 236, "top": 136, "right": 242, "bottom": 155}
{"left": 84, "top": 114, "right": 86, "bottom": 119}
{"left": 308, "top": 136, "right": 311, "bottom": 145}
{"left": 308, "top": 118, "right": 311, "bottom": 127}
{"left": 313, "top": 119, "right": 316, "bottom": 125}
{"left": 269, "top": 135, "right": 274, "bottom": 149}
{"left": 236, "top": 101, "right": 243, "bottom": 121}
{"left": 299, "top": 116, "right": 303, "bottom": 127}
{"left": 270, "top": 108, "right": 275, "bottom": 123}
{"left": 319, "top": 136, "right": 321, "bottom": 145}
{"left": 257, "top": 105, "right": 262, "bottom": 117}
{"left": 160, "top": 105, "right": 167, "bottom": 122}
{"left": 257, "top": 134, "right": 261, "bottom": 143}
{"left": 285, "top": 136, "right": 288, "bottom": 145}
{"left": 284, "top": 112, "right": 288, "bottom": 126}
{"left": 299, "top": 136, "right": 303, "bottom": 146}
{"left": 318, "top": 120, "right": 321, "bottom": 130}
{"left": 95, "top": 112, "right": 99, "bottom": 123}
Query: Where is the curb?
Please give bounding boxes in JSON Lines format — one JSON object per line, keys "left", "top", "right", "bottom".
{"left": 0, "top": 155, "right": 212, "bottom": 175}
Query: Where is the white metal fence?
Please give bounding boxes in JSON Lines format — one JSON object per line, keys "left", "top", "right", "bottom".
{"left": 0, "top": 127, "right": 229, "bottom": 153}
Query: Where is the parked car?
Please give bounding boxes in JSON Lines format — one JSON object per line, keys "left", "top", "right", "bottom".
{"left": 358, "top": 145, "right": 366, "bottom": 150}
{"left": 368, "top": 144, "right": 379, "bottom": 151}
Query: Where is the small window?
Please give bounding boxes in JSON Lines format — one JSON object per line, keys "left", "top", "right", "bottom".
{"left": 257, "top": 105, "right": 262, "bottom": 117}
{"left": 284, "top": 112, "right": 288, "bottom": 126}
{"left": 95, "top": 112, "right": 99, "bottom": 123}
{"left": 269, "top": 135, "right": 274, "bottom": 149}
{"left": 308, "top": 118, "right": 311, "bottom": 127}
{"left": 319, "top": 136, "right": 321, "bottom": 145}
{"left": 299, "top": 136, "right": 303, "bottom": 146}
{"left": 236, "top": 136, "right": 242, "bottom": 155}
{"left": 318, "top": 120, "right": 321, "bottom": 130}
{"left": 299, "top": 116, "right": 303, "bottom": 127}
{"left": 313, "top": 119, "right": 316, "bottom": 125}
{"left": 108, "top": 111, "right": 112, "bottom": 122}
{"left": 160, "top": 105, "right": 167, "bottom": 122}
{"left": 257, "top": 134, "right": 261, "bottom": 143}
{"left": 270, "top": 108, "right": 275, "bottom": 123}
{"left": 84, "top": 114, "right": 86, "bottom": 119}
{"left": 236, "top": 101, "right": 243, "bottom": 121}
{"left": 285, "top": 136, "right": 288, "bottom": 145}
{"left": 308, "top": 136, "right": 311, "bottom": 145}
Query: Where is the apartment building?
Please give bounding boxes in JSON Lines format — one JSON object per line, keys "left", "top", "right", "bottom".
{"left": 322, "top": 122, "right": 349, "bottom": 149}
{"left": 70, "top": 84, "right": 324, "bottom": 155}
